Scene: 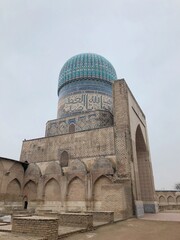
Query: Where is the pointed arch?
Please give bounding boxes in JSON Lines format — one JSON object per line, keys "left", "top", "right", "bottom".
{"left": 167, "top": 196, "right": 175, "bottom": 204}
{"left": 6, "top": 178, "right": 21, "bottom": 201}
{"left": 159, "top": 195, "right": 166, "bottom": 204}
{"left": 93, "top": 175, "right": 112, "bottom": 210}
{"left": 94, "top": 175, "right": 112, "bottom": 200}
{"left": 23, "top": 180, "right": 37, "bottom": 201}
{"left": 44, "top": 178, "right": 61, "bottom": 201}
{"left": 67, "top": 177, "right": 85, "bottom": 201}
{"left": 60, "top": 151, "right": 69, "bottom": 167}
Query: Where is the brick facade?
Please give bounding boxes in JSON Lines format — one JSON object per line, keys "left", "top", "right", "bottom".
{"left": 0, "top": 79, "right": 157, "bottom": 219}
{"left": 12, "top": 216, "right": 58, "bottom": 240}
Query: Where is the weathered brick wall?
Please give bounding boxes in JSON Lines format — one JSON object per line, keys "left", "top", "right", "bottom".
{"left": 46, "top": 110, "right": 113, "bottom": 137}
{"left": 156, "top": 191, "right": 180, "bottom": 205}
{"left": 0, "top": 158, "right": 25, "bottom": 212}
{"left": 127, "top": 84, "right": 156, "bottom": 205}
{"left": 0, "top": 158, "right": 24, "bottom": 203}
{"left": 12, "top": 216, "right": 58, "bottom": 240}
{"left": 113, "top": 80, "right": 132, "bottom": 177}
{"left": 58, "top": 213, "right": 93, "bottom": 229}
{"left": 20, "top": 127, "right": 115, "bottom": 163}
{"left": 113, "top": 80, "right": 157, "bottom": 214}
{"left": 93, "top": 176, "right": 133, "bottom": 219}
{"left": 87, "top": 211, "right": 114, "bottom": 223}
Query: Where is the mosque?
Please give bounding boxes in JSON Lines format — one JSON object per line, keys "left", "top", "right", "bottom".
{"left": 0, "top": 53, "right": 158, "bottom": 218}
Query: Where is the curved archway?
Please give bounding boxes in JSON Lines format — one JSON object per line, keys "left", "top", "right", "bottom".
{"left": 44, "top": 178, "right": 61, "bottom": 201}
{"left": 67, "top": 177, "right": 86, "bottom": 211}
{"left": 23, "top": 180, "right": 37, "bottom": 201}
{"left": 159, "top": 196, "right": 166, "bottom": 205}
{"left": 6, "top": 178, "right": 21, "bottom": 201}
{"left": 135, "top": 125, "right": 154, "bottom": 202}
{"left": 60, "top": 151, "right": 69, "bottom": 167}
{"left": 67, "top": 177, "right": 85, "bottom": 201}
{"left": 167, "top": 196, "right": 175, "bottom": 205}
{"left": 93, "top": 176, "right": 112, "bottom": 211}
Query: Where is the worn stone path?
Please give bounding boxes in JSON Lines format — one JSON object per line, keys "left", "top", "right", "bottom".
{"left": 60, "top": 214, "right": 180, "bottom": 240}
{"left": 143, "top": 212, "right": 180, "bottom": 221}
{"left": 0, "top": 232, "right": 46, "bottom": 240}
{"left": 1, "top": 213, "right": 180, "bottom": 240}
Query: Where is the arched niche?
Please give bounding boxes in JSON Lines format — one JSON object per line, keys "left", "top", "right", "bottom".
{"left": 23, "top": 180, "right": 37, "bottom": 201}
{"left": 67, "top": 177, "right": 85, "bottom": 201}
{"left": 6, "top": 178, "right": 21, "bottom": 201}
{"left": 93, "top": 176, "right": 112, "bottom": 210}
{"left": 44, "top": 178, "right": 61, "bottom": 201}
{"left": 60, "top": 151, "right": 69, "bottom": 168}
{"left": 159, "top": 196, "right": 166, "bottom": 204}
{"left": 167, "top": 196, "right": 175, "bottom": 204}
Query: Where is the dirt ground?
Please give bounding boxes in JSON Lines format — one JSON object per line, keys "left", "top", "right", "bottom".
{"left": 62, "top": 218, "right": 180, "bottom": 240}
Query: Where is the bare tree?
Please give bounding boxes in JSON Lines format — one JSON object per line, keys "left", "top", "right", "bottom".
{"left": 175, "top": 183, "right": 180, "bottom": 191}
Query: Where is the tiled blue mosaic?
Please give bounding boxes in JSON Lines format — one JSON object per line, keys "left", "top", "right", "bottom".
{"left": 57, "top": 53, "right": 117, "bottom": 118}
{"left": 58, "top": 53, "right": 117, "bottom": 95}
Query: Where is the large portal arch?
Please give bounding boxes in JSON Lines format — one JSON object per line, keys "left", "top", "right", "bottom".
{"left": 135, "top": 125, "right": 154, "bottom": 203}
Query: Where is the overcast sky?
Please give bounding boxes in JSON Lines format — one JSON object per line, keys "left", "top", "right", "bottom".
{"left": 0, "top": 0, "right": 180, "bottom": 190}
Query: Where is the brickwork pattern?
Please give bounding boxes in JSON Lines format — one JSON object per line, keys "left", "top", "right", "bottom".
{"left": 20, "top": 127, "right": 115, "bottom": 163}
{"left": 156, "top": 191, "right": 180, "bottom": 206}
{"left": 46, "top": 110, "right": 113, "bottom": 137}
{"left": 113, "top": 80, "right": 132, "bottom": 176}
{"left": 87, "top": 211, "right": 114, "bottom": 223}
{"left": 58, "top": 213, "right": 93, "bottom": 229}
{"left": 12, "top": 217, "right": 58, "bottom": 240}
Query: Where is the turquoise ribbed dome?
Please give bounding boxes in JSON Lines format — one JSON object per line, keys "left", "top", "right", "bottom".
{"left": 58, "top": 53, "right": 117, "bottom": 95}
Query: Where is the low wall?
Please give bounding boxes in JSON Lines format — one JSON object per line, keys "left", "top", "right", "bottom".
{"left": 87, "top": 211, "right": 114, "bottom": 223}
{"left": 159, "top": 205, "right": 180, "bottom": 211}
{"left": 58, "top": 213, "right": 93, "bottom": 229}
{"left": 12, "top": 216, "right": 58, "bottom": 240}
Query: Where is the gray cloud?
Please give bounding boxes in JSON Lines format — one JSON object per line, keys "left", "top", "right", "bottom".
{"left": 0, "top": 0, "right": 180, "bottom": 189}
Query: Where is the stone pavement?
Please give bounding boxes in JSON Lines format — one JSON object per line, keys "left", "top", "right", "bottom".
{"left": 61, "top": 218, "right": 180, "bottom": 240}
{"left": 1, "top": 213, "right": 180, "bottom": 240}
{"left": 142, "top": 213, "right": 180, "bottom": 222}
{"left": 58, "top": 225, "right": 86, "bottom": 237}
{"left": 0, "top": 232, "right": 46, "bottom": 240}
